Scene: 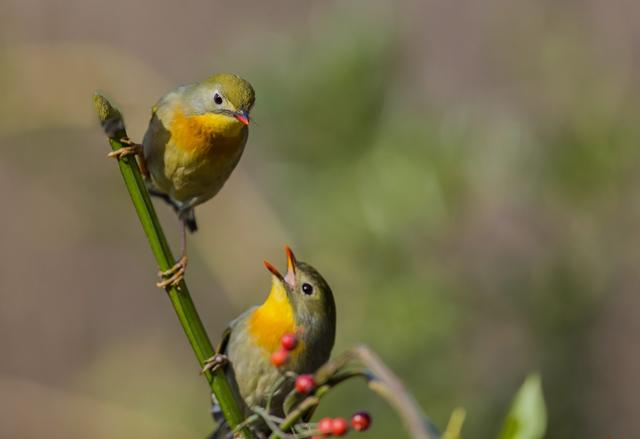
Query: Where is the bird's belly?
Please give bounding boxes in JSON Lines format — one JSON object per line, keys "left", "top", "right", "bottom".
{"left": 161, "top": 139, "right": 244, "bottom": 204}
{"left": 228, "top": 341, "right": 289, "bottom": 411}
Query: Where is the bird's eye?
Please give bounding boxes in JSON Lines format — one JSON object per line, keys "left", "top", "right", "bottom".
{"left": 302, "top": 283, "right": 314, "bottom": 295}
{"left": 214, "top": 93, "right": 223, "bottom": 105}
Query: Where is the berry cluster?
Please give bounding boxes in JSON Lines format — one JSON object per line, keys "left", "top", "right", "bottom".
{"left": 312, "top": 412, "right": 372, "bottom": 437}
{"left": 270, "top": 332, "right": 298, "bottom": 367}
{"left": 270, "top": 334, "right": 372, "bottom": 437}
{"left": 272, "top": 333, "right": 319, "bottom": 393}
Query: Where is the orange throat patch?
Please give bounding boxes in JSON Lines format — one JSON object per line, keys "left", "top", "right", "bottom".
{"left": 169, "top": 108, "right": 244, "bottom": 155}
{"left": 248, "top": 278, "right": 297, "bottom": 356}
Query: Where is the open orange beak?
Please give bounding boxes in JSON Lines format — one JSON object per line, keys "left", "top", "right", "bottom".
{"left": 263, "top": 245, "right": 297, "bottom": 288}
{"left": 263, "top": 260, "right": 282, "bottom": 280}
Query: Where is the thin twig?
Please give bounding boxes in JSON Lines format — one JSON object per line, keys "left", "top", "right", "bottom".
{"left": 266, "top": 374, "right": 290, "bottom": 414}
{"left": 254, "top": 407, "right": 296, "bottom": 439}
{"left": 272, "top": 345, "right": 437, "bottom": 439}
{"left": 271, "top": 395, "right": 321, "bottom": 439}
{"left": 274, "top": 372, "right": 368, "bottom": 439}
{"left": 353, "top": 345, "right": 438, "bottom": 439}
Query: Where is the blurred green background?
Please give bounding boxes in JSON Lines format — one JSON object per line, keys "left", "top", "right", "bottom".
{"left": 1, "top": 1, "right": 637, "bottom": 438}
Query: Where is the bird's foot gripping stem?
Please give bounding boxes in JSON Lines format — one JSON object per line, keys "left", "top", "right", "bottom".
{"left": 107, "top": 137, "right": 142, "bottom": 158}
{"left": 201, "top": 354, "right": 230, "bottom": 374}
{"left": 156, "top": 255, "right": 188, "bottom": 288}
{"left": 108, "top": 137, "right": 150, "bottom": 179}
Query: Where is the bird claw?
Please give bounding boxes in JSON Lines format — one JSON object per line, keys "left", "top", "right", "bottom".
{"left": 107, "top": 145, "right": 141, "bottom": 159}
{"left": 202, "top": 353, "right": 230, "bottom": 374}
{"left": 156, "top": 255, "right": 188, "bottom": 288}
{"left": 107, "top": 137, "right": 143, "bottom": 158}
{"left": 107, "top": 138, "right": 150, "bottom": 179}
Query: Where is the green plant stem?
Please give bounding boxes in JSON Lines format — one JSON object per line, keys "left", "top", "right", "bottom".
{"left": 93, "top": 94, "right": 253, "bottom": 439}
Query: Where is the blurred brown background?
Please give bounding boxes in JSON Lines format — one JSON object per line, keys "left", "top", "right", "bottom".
{"left": 1, "top": 0, "right": 639, "bottom": 438}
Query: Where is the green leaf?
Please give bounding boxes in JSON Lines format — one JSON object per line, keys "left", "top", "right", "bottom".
{"left": 499, "top": 374, "right": 547, "bottom": 439}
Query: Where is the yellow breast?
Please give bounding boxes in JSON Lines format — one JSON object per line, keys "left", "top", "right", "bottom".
{"left": 248, "top": 279, "right": 297, "bottom": 356}
{"left": 169, "top": 109, "right": 245, "bottom": 156}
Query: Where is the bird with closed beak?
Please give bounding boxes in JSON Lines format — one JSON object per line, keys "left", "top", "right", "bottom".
{"left": 108, "top": 73, "right": 255, "bottom": 287}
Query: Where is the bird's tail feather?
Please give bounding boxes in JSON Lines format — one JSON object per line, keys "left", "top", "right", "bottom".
{"left": 147, "top": 187, "right": 198, "bottom": 233}
{"left": 210, "top": 394, "right": 224, "bottom": 424}
{"left": 182, "top": 208, "right": 198, "bottom": 233}
{"left": 208, "top": 394, "right": 229, "bottom": 439}
{"left": 206, "top": 421, "right": 229, "bottom": 439}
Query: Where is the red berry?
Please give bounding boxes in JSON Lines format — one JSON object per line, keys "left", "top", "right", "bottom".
{"left": 295, "top": 374, "right": 316, "bottom": 394}
{"left": 331, "top": 417, "right": 349, "bottom": 436}
{"left": 318, "top": 417, "right": 333, "bottom": 436}
{"left": 270, "top": 349, "right": 289, "bottom": 367}
{"left": 351, "top": 411, "right": 371, "bottom": 432}
{"left": 281, "top": 332, "right": 298, "bottom": 351}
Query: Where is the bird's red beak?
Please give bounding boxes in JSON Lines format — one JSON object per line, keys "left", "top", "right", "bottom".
{"left": 263, "top": 260, "right": 282, "bottom": 280}
{"left": 234, "top": 111, "right": 250, "bottom": 126}
{"left": 263, "top": 246, "right": 297, "bottom": 288}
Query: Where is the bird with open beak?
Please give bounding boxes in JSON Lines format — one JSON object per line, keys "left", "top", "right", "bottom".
{"left": 206, "top": 246, "right": 336, "bottom": 438}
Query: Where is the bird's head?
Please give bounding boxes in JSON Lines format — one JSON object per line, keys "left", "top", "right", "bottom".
{"left": 187, "top": 73, "right": 255, "bottom": 126}
{"left": 264, "top": 247, "right": 336, "bottom": 334}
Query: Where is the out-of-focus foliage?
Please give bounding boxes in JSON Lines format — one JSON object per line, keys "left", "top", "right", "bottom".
{"left": 1, "top": 1, "right": 638, "bottom": 438}
{"left": 499, "top": 374, "right": 546, "bottom": 439}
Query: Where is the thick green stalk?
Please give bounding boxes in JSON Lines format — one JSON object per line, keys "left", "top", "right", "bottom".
{"left": 93, "top": 94, "right": 253, "bottom": 439}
